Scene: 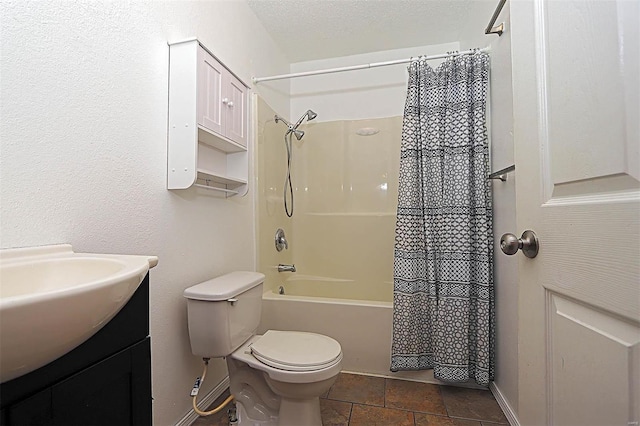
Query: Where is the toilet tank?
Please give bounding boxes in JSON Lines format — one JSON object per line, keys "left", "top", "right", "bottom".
{"left": 184, "top": 271, "right": 265, "bottom": 358}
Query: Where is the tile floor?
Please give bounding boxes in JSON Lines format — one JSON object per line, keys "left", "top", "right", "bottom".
{"left": 193, "top": 372, "right": 509, "bottom": 426}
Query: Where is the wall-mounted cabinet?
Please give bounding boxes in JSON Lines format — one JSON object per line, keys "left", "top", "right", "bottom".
{"left": 168, "top": 39, "right": 249, "bottom": 196}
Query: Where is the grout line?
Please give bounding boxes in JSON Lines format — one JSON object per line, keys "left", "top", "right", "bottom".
{"left": 438, "top": 384, "right": 451, "bottom": 417}
{"left": 383, "top": 377, "right": 387, "bottom": 407}
{"left": 346, "top": 401, "right": 447, "bottom": 417}
{"left": 323, "top": 396, "right": 385, "bottom": 407}
{"left": 449, "top": 415, "right": 508, "bottom": 424}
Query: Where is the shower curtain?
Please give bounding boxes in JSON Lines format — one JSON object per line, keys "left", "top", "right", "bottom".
{"left": 390, "top": 52, "right": 494, "bottom": 386}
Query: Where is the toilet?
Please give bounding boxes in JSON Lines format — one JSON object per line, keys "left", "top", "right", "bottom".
{"left": 184, "top": 271, "right": 342, "bottom": 426}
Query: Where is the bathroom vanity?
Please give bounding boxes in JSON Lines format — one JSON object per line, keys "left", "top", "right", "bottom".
{"left": 0, "top": 275, "right": 151, "bottom": 425}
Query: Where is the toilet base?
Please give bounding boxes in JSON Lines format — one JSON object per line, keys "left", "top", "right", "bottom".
{"left": 278, "top": 397, "right": 322, "bottom": 426}
{"left": 236, "top": 402, "right": 277, "bottom": 426}
{"left": 235, "top": 397, "right": 322, "bottom": 426}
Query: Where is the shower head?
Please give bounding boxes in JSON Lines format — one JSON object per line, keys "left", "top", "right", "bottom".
{"left": 277, "top": 110, "right": 317, "bottom": 218}
{"left": 292, "top": 109, "right": 318, "bottom": 130}
{"left": 275, "top": 110, "right": 317, "bottom": 140}
{"left": 293, "top": 130, "right": 305, "bottom": 140}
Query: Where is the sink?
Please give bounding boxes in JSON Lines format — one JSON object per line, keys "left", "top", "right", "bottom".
{"left": 0, "top": 244, "right": 158, "bottom": 383}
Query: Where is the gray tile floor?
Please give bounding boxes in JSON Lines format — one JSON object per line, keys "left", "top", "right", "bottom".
{"left": 193, "top": 373, "right": 508, "bottom": 426}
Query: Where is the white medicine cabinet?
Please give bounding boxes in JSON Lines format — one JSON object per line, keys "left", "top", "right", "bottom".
{"left": 167, "top": 39, "right": 249, "bottom": 196}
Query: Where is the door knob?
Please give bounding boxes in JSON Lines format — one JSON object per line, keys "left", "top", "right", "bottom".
{"left": 500, "top": 230, "right": 539, "bottom": 258}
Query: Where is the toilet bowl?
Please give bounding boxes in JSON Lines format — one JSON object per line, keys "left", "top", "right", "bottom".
{"left": 229, "top": 332, "right": 342, "bottom": 425}
{"left": 184, "top": 272, "right": 342, "bottom": 426}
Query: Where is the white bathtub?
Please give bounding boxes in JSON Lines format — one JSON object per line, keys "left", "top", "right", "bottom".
{"left": 259, "top": 282, "right": 453, "bottom": 385}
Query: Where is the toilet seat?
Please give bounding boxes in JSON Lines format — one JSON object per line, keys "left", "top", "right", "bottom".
{"left": 231, "top": 333, "right": 343, "bottom": 384}
{"left": 250, "top": 330, "right": 342, "bottom": 372}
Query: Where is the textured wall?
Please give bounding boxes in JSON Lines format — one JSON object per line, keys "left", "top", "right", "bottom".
{"left": 0, "top": 1, "right": 289, "bottom": 424}
{"left": 289, "top": 42, "right": 459, "bottom": 122}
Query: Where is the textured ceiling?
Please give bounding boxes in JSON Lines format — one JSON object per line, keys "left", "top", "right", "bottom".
{"left": 246, "top": 0, "right": 494, "bottom": 63}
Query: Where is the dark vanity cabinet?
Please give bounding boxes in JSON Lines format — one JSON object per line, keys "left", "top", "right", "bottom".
{"left": 0, "top": 275, "right": 152, "bottom": 426}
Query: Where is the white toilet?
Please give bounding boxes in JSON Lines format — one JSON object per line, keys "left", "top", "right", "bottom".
{"left": 184, "top": 271, "right": 342, "bottom": 426}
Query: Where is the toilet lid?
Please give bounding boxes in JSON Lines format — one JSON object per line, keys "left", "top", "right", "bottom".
{"left": 250, "top": 330, "right": 342, "bottom": 372}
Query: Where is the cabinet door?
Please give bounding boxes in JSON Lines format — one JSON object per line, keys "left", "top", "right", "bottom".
{"left": 51, "top": 338, "right": 151, "bottom": 426}
{"left": 224, "top": 72, "right": 247, "bottom": 147}
{"left": 197, "top": 47, "right": 224, "bottom": 136}
{"left": 4, "top": 388, "right": 53, "bottom": 425}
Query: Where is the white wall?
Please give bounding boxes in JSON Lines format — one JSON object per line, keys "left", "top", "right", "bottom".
{"left": 0, "top": 1, "right": 289, "bottom": 424}
{"left": 460, "top": 3, "right": 520, "bottom": 422}
{"left": 289, "top": 42, "right": 459, "bottom": 122}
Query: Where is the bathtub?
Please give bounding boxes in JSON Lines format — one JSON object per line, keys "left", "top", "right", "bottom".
{"left": 259, "top": 278, "right": 450, "bottom": 385}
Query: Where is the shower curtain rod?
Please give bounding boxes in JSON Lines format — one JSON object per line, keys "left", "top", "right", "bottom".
{"left": 252, "top": 47, "right": 489, "bottom": 84}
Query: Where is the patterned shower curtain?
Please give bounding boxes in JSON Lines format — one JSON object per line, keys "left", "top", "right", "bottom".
{"left": 390, "top": 52, "right": 494, "bottom": 386}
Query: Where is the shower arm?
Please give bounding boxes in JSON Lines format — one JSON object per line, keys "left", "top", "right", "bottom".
{"left": 274, "top": 115, "right": 293, "bottom": 129}
{"left": 291, "top": 112, "right": 310, "bottom": 130}
{"left": 276, "top": 112, "right": 314, "bottom": 132}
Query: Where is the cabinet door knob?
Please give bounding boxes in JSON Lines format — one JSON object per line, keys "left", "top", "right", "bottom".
{"left": 222, "top": 98, "right": 229, "bottom": 104}
{"left": 228, "top": 101, "right": 234, "bottom": 108}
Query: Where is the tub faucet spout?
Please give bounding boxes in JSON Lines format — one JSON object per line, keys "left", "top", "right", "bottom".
{"left": 277, "top": 264, "right": 296, "bottom": 273}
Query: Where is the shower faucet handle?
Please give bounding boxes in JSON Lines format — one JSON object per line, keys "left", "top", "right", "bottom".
{"left": 275, "top": 228, "right": 288, "bottom": 251}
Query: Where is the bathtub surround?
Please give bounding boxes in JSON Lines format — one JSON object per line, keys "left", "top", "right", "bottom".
{"left": 274, "top": 109, "right": 319, "bottom": 217}
{"left": 391, "top": 53, "right": 493, "bottom": 386}
{"left": 256, "top": 98, "right": 296, "bottom": 294}
{"left": 257, "top": 96, "right": 402, "bottom": 301}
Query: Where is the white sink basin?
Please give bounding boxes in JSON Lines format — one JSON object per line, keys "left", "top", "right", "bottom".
{"left": 0, "top": 244, "right": 158, "bottom": 383}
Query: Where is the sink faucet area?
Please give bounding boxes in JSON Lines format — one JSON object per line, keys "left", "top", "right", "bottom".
{"left": 0, "top": 244, "right": 158, "bottom": 383}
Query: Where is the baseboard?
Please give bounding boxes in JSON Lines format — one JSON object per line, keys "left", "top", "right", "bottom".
{"left": 342, "top": 369, "right": 485, "bottom": 389}
{"left": 489, "top": 382, "right": 520, "bottom": 426}
{"left": 175, "top": 376, "right": 230, "bottom": 426}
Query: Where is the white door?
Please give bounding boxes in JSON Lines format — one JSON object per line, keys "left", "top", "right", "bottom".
{"left": 510, "top": 0, "right": 639, "bottom": 425}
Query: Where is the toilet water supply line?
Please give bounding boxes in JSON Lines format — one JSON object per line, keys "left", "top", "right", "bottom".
{"left": 191, "top": 358, "right": 235, "bottom": 417}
